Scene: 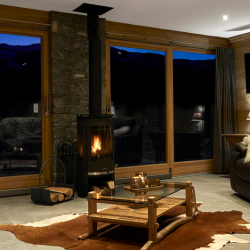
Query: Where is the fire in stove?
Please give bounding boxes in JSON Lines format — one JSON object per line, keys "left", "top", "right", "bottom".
{"left": 91, "top": 135, "right": 102, "bottom": 155}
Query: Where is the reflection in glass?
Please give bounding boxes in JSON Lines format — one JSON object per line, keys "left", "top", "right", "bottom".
{"left": 110, "top": 46, "right": 166, "bottom": 167}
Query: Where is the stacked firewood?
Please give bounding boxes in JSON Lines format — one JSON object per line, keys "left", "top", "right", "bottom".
{"left": 91, "top": 181, "right": 114, "bottom": 196}
{"left": 44, "top": 187, "right": 73, "bottom": 203}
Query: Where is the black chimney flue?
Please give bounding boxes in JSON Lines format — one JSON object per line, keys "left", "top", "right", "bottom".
{"left": 74, "top": 3, "right": 113, "bottom": 114}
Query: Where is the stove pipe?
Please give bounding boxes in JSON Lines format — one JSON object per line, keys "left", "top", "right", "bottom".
{"left": 74, "top": 3, "right": 113, "bottom": 115}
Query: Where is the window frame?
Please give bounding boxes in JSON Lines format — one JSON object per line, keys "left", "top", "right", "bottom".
{"left": 172, "top": 48, "right": 216, "bottom": 163}
{"left": 107, "top": 40, "right": 217, "bottom": 178}
{"left": 106, "top": 39, "right": 173, "bottom": 179}
{"left": 0, "top": 25, "right": 51, "bottom": 190}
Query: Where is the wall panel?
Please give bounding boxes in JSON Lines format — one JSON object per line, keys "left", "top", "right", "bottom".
{"left": 230, "top": 34, "right": 250, "bottom": 134}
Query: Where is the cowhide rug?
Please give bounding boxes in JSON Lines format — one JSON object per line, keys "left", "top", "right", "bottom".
{"left": 1, "top": 205, "right": 250, "bottom": 250}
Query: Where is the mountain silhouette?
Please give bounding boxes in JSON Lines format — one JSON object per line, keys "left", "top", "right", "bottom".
{"left": 110, "top": 47, "right": 215, "bottom": 105}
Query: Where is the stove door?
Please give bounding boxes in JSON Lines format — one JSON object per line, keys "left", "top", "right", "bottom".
{"left": 87, "top": 120, "right": 114, "bottom": 173}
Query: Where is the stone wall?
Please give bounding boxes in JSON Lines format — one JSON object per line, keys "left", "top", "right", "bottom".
{"left": 50, "top": 11, "right": 106, "bottom": 177}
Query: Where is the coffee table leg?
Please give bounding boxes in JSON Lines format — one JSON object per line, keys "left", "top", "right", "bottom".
{"left": 148, "top": 196, "right": 158, "bottom": 241}
{"left": 88, "top": 191, "right": 97, "bottom": 235}
{"left": 185, "top": 181, "right": 196, "bottom": 218}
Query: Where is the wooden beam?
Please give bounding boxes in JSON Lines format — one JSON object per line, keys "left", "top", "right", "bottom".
{"left": 106, "top": 21, "right": 230, "bottom": 49}
{"left": 0, "top": 4, "right": 49, "bottom": 30}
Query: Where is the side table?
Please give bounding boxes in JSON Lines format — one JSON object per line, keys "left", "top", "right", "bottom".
{"left": 221, "top": 134, "right": 247, "bottom": 150}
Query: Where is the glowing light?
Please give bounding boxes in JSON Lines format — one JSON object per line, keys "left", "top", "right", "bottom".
{"left": 91, "top": 135, "right": 101, "bottom": 154}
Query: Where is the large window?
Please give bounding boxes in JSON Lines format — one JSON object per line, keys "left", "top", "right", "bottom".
{"left": 173, "top": 51, "right": 216, "bottom": 162}
{"left": 0, "top": 33, "right": 42, "bottom": 177}
{"left": 110, "top": 46, "right": 166, "bottom": 168}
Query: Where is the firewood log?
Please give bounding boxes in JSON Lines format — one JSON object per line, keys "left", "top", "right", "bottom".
{"left": 57, "top": 193, "right": 64, "bottom": 201}
{"left": 50, "top": 192, "right": 64, "bottom": 202}
{"left": 64, "top": 189, "right": 73, "bottom": 200}
{"left": 50, "top": 192, "right": 58, "bottom": 203}
{"left": 45, "top": 187, "right": 71, "bottom": 196}
{"left": 105, "top": 181, "right": 115, "bottom": 189}
{"left": 92, "top": 186, "right": 101, "bottom": 193}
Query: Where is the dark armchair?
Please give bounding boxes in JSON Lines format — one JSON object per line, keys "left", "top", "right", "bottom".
{"left": 230, "top": 142, "right": 250, "bottom": 200}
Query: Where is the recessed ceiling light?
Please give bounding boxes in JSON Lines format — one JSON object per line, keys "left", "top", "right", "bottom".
{"left": 222, "top": 15, "right": 229, "bottom": 20}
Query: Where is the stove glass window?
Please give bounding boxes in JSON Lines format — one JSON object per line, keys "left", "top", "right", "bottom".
{"left": 91, "top": 125, "right": 113, "bottom": 162}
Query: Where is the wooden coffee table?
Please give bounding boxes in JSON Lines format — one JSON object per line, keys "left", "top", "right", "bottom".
{"left": 79, "top": 181, "right": 196, "bottom": 250}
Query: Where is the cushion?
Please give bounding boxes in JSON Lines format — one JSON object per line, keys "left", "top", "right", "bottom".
{"left": 240, "top": 136, "right": 250, "bottom": 163}
{"left": 234, "top": 142, "right": 247, "bottom": 157}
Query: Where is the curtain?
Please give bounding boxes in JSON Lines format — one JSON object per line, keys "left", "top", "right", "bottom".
{"left": 213, "top": 47, "right": 237, "bottom": 173}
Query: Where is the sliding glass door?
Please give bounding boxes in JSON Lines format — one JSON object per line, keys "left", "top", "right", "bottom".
{"left": 110, "top": 46, "right": 166, "bottom": 168}
{"left": 0, "top": 33, "right": 42, "bottom": 177}
{"left": 0, "top": 26, "right": 51, "bottom": 192}
{"left": 173, "top": 51, "right": 216, "bottom": 162}
{"left": 107, "top": 40, "right": 216, "bottom": 177}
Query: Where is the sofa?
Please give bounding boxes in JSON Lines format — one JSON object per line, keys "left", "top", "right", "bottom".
{"left": 230, "top": 142, "right": 250, "bottom": 200}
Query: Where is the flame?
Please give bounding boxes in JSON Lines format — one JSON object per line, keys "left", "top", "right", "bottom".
{"left": 96, "top": 192, "right": 102, "bottom": 199}
{"left": 92, "top": 135, "right": 101, "bottom": 154}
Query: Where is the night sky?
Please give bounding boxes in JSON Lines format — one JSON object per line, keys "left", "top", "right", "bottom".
{"left": 0, "top": 33, "right": 216, "bottom": 61}
{"left": 112, "top": 46, "right": 216, "bottom": 60}
{"left": 0, "top": 33, "right": 40, "bottom": 45}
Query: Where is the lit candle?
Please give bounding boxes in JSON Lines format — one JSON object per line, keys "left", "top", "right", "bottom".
{"left": 140, "top": 175, "right": 145, "bottom": 186}
{"left": 96, "top": 192, "right": 102, "bottom": 199}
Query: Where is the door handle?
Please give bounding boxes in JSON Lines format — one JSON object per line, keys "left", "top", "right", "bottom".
{"left": 45, "top": 92, "right": 49, "bottom": 116}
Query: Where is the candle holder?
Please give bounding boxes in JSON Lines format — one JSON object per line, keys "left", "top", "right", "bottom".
{"left": 130, "top": 176, "right": 144, "bottom": 189}
{"left": 135, "top": 172, "right": 147, "bottom": 186}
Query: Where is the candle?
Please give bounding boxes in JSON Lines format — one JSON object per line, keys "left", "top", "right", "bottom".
{"left": 135, "top": 172, "right": 147, "bottom": 187}
{"left": 130, "top": 176, "right": 144, "bottom": 189}
{"left": 96, "top": 192, "right": 102, "bottom": 199}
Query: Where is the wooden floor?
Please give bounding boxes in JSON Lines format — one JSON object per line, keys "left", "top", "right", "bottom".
{"left": 89, "top": 197, "right": 186, "bottom": 228}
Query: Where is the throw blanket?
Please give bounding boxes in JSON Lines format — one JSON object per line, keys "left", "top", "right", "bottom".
{"left": 242, "top": 135, "right": 250, "bottom": 162}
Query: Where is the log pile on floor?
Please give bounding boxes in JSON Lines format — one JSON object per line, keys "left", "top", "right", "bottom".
{"left": 44, "top": 187, "right": 73, "bottom": 202}
{"left": 91, "top": 185, "right": 113, "bottom": 196}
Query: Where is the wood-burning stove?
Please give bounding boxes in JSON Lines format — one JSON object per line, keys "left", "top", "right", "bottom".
{"left": 74, "top": 3, "right": 114, "bottom": 197}
{"left": 77, "top": 114, "right": 114, "bottom": 197}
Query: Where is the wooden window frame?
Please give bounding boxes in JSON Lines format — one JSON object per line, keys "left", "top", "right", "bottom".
{"left": 106, "top": 39, "right": 215, "bottom": 178}
{"left": 171, "top": 47, "right": 215, "bottom": 176}
{"left": 0, "top": 25, "right": 51, "bottom": 190}
{"left": 106, "top": 39, "right": 173, "bottom": 179}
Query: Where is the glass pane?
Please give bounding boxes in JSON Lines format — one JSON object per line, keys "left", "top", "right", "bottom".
{"left": 0, "top": 33, "right": 41, "bottom": 176}
{"left": 173, "top": 51, "right": 216, "bottom": 162}
{"left": 87, "top": 182, "right": 187, "bottom": 204}
{"left": 91, "top": 125, "right": 113, "bottom": 162}
{"left": 111, "top": 46, "right": 166, "bottom": 167}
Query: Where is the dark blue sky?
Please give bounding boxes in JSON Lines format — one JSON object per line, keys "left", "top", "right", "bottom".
{"left": 0, "top": 33, "right": 40, "bottom": 45}
{"left": 0, "top": 33, "right": 216, "bottom": 60}
{"left": 112, "top": 46, "right": 216, "bottom": 60}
